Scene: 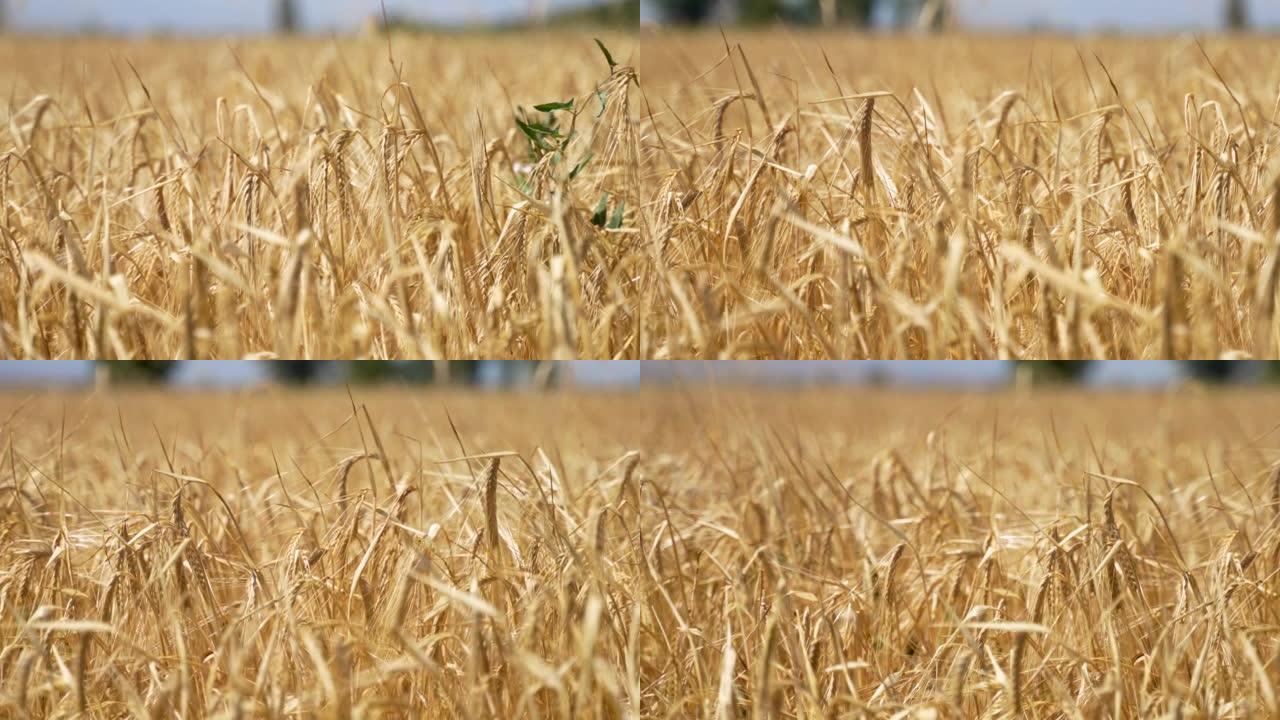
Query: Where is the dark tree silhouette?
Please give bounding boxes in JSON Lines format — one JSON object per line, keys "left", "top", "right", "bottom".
{"left": 653, "top": 0, "right": 873, "bottom": 25}
{"left": 441, "top": 361, "right": 481, "bottom": 385}
{"left": 283, "top": 361, "right": 486, "bottom": 385}
{"left": 1183, "top": 361, "right": 1247, "bottom": 384}
{"left": 271, "top": 361, "right": 330, "bottom": 384}
{"left": 743, "top": 0, "right": 873, "bottom": 24}
{"left": 98, "top": 362, "right": 178, "bottom": 384}
{"left": 651, "top": 0, "right": 717, "bottom": 23}
{"left": 346, "top": 362, "right": 488, "bottom": 386}
{"left": 349, "top": 362, "right": 430, "bottom": 384}
{"left": 1226, "top": 0, "right": 1250, "bottom": 29}
{"left": 1015, "top": 361, "right": 1094, "bottom": 385}
{"left": 276, "top": 0, "right": 299, "bottom": 33}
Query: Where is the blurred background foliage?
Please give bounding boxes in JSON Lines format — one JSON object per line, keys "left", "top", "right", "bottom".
{"left": 97, "top": 362, "right": 560, "bottom": 387}
{"left": 1012, "top": 361, "right": 1274, "bottom": 385}
{"left": 649, "top": 0, "right": 947, "bottom": 27}
{"left": 0, "top": 0, "right": 1262, "bottom": 33}
{"left": 646, "top": 0, "right": 1252, "bottom": 29}
{"left": 92, "top": 361, "right": 1280, "bottom": 387}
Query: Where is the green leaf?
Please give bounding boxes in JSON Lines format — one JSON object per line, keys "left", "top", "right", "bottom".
{"left": 568, "top": 153, "right": 593, "bottom": 181}
{"left": 594, "top": 38, "right": 617, "bottom": 71}
{"left": 590, "top": 193, "right": 609, "bottom": 228}
{"left": 515, "top": 117, "right": 560, "bottom": 152}
{"left": 607, "top": 200, "right": 625, "bottom": 230}
{"left": 515, "top": 118, "right": 560, "bottom": 138}
{"left": 519, "top": 132, "right": 552, "bottom": 153}
{"left": 596, "top": 89, "right": 608, "bottom": 119}
{"left": 533, "top": 100, "right": 574, "bottom": 112}
{"left": 514, "top": 117, "right": 540, "bottom": 140}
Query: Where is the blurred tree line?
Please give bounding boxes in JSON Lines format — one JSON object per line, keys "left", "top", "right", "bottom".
{"left": 651, "top": 0, "right": 1253, "bottom": 29}
{"left": 1015, "top": 361, "right": 1279, "bottom": 385}
{"left": 652, "top": 0, "right": 950, "bottom": 27}
{"left": 98, "top": 362, "right": 1280, "bottom": 388}
{"left": 100, "top": 362, "right": 559, "bottom": 388}
{"left": 364, "top": 0, "right": 637, "bottom": 32}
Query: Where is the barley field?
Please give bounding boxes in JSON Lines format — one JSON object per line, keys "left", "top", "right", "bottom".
{"left": 641, "top": 32, "right": 1280, "bottom": 360}
{"left": 0, "top": 34, "right": 638, "bottom": 359}
{"left": 1, "top": 386, "right": 1278, "bottom": 716}
{"left": 3, "top": 33, "right": 1280, "bottom": 360}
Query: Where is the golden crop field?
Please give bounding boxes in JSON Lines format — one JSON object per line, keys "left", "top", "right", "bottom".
{"left": 2, "top": 32, "right": 1280, "bottom": 360}
{"left": 0, "top": 33, "right": 637, "bottom": 360}
{"left": 1, "top": 387, "right": 1278, "bottom": 716}
{"left": 641, "top": 32, "right": 1280, "bottom": 360}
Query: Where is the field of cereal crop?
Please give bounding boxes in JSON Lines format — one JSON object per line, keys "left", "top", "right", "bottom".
{"left": 4, "top": 32, "right": 1280, "bottom": 359}
{"left": 639, "top": 32, "right": 1280, "bottom": 359}
{"left": 1, "top": 385, "right": 1278, "bottom": 715}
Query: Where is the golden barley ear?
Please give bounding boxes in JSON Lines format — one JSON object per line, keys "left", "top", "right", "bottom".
{"left": 483, "top": 457, "right": 501, "bottom": 554}
{"left": 171, "top": 487, "right": 188, "bottom": 537}
{"left": 857, "top": 97, "right": 876, "bottom": 200}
